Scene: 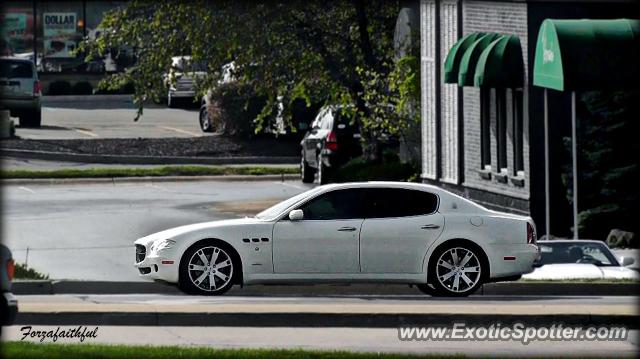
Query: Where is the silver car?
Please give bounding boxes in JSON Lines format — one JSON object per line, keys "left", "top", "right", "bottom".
{"left": 1, "top": 244, "right": 18, "bottom": 326}
{"left": 0, "top": 57, "right": 42, "bottom": 127}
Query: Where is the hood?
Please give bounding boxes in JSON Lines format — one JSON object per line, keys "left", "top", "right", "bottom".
{"left": 134, "top": 217, "right": 261, "bottom": 245}
{"left": 523, "top": 263, "right": 640, "bottom": 280}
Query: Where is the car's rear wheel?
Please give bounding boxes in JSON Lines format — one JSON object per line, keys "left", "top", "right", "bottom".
{"left": 419, "top": 242, "right": 484, "bottom": 297}
{"left": 20, "top": 109, "right": 41, "bottom": 128}
{"left": 301, "top": 153, "right": 314, "bottom": 183}
{"left": 199, "top": 107, "right": 213, "bottom": 132}
{"left": 179, "top": 242, "right": 237, "bottom": 295}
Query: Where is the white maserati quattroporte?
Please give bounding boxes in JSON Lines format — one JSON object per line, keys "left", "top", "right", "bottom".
{"left": 134, "top": 182, "right": 539, "bottom": 296}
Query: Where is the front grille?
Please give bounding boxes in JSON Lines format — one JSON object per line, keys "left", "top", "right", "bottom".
{"left": 135, "top": 244, "right": 146, "bottom": 263}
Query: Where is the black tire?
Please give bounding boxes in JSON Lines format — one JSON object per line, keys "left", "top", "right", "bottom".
{"left": 199, "top": 107, "right": 213, "bottom": 132}
{"left": 420, "top": 240, "right": 486, "bottom": 297}
{"left": 20, "top": 109, "right": 41, "bottom": 128}
{"left": 301, "top": 152, "right": 314, "bottom": 183}
{"left": 178, "top": 240, "right": 238, "bottom": 296}
{"left": 316, "top": 153, "right": 330, "bottom": 184}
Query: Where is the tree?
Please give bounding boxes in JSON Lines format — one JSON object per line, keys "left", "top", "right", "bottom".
{"left": 80, "top": 0, "right": 418, "bottom": 159}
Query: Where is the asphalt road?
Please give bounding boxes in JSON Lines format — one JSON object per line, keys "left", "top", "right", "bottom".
{"left": 2, "top": 179, "right": 313, "bottom": 281}
{"left": 15, "top": 96, "right": 206, "bottom": 139}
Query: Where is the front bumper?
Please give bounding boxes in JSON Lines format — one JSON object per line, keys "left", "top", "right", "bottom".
{"left": 134, "top": 245, "right": 179, "bottom": 283}
{"left": 1, "top": 292, "right": 18, "bottom": 326}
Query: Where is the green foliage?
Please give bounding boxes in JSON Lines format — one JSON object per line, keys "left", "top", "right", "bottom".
{"left": 71, "top": 81, "right": 94, "bottom": 95}
{"left": 47, "top": 81, "right": 72, "bottom": 96}
{"left": 14, "top": 263, "right": 48, "bottom": 280}
{"left": 78, "top": 0, "right": 416, "bottom": 146}
{"left": 2, "top": 341, "right": 463, "bottom": 359}
{"left": 331, "top": 156, "right": 419, "bottom": 183}
{"left": 563, "top": 90, "right": 639, "bottom": 240}
{"left": 206, "top": 82, "right": 268, "bottom": 137}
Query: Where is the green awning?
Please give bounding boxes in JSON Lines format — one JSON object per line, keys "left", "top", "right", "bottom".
{"left": 474, "top": 35, "right": 524, "bottom": 88}
{"left": 457, "top": 33, "right": 501, "bottom": 86}
{"left": 443, "top": 32, "right": 486, "bottom": 83}
{"left": 533, "top": 19, "right": 640, "bottom": 91}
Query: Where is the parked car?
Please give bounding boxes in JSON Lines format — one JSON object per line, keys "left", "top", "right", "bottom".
{"left": 164, "top": 56, "right": 206, "bottom": 108}
{"left": 300, "top": 105, "right": 362, "bottom": 184}
{"left": 1, "top": 244, "right": 18, "bottom": 326}
{"left": 134, "top": 182, "right": 539, "bottom": 297}
{"left": 523, "top": 240, "right": 639, "bottom": 280}
{"left": 0, "top": 57, "right": 42, "bottom": 127}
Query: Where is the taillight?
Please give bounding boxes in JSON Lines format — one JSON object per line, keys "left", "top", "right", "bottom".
{"left": 326, "top": 131, "right": 338, "bottom": 151}
{"left": 33, "top": 80, "right": 42, "bottom": 96}
{"left": 527, "top": 222, "right": 536, "bottom": 245}
{"left": 7, "top": 259, "right": 15, "bottom": 281}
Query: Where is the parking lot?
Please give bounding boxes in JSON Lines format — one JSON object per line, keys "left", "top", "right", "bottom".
{"left": 14, "top": 95, "right": 207, "bottom": 140}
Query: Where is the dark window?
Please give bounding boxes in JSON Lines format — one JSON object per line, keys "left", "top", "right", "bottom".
{"left": 480, "top": 89, "right": 491, "bottom": 170}
{"left": 0, "top": 60, "right": 33, "bottom": 78}
{"left": 366, "top": 188, "right": 438, "bottom": 218}
{"left": 513, "top": 89, "right": 524, "bottom": 174}
{"left": 299, "top": 189, "right": 367, "bottom": 220}
{"left": 496, "top": 89, "right": 507, "bottom": 170}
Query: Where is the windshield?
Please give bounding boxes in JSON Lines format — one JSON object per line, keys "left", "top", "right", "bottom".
{"left": 0, "top": 60, "right": 33, "bottom": 78}
{"left": 536, "top": 242, "right": 619, "bottom": 267}
{"left": 255, "top": 187, "right": 323, "bottom": 220}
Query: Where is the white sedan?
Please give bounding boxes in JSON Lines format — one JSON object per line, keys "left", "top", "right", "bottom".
{"left": 134, "top": 182, "right": 539, "bottom": 296}
{"left": 523, "top": 240, "right": 639, "bottom": 281}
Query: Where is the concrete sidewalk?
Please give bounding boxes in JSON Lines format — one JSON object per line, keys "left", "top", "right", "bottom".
{"left": 12, "top": 294, "right": 639, "bottom": 328}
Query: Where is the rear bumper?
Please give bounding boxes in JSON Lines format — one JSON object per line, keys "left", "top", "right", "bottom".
{"left": 488, "top": 243, "right": 539, "bottom": 279}
{"left": 168, "top": 89, "right": 196, "bottom": 98}
{"left": 0, "top": 97, "right": 41, "bottom": 112}
{"left": 1, "top": 292, "right": 18, "bottom": 326}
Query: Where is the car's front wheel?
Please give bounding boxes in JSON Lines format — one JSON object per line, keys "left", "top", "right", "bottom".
{"left": 419, "top": 242, "right": 485, "bottom": 297}
{"left": 199, "top": 107, "right": 213, "bottom": 132}
{"left": 179, "top": 241, "right": 237, "bottom": 295}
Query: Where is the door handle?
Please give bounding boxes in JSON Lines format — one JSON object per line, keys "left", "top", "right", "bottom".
{"left": 421, "top": 224, "right": 440, "bottom": 230}
{"left": 337, "top": 226, "right": 357, "bottom": 232}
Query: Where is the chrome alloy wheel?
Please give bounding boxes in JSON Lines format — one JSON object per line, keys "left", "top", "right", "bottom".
{"left": 435, "top": 247, "right": 481, "bottom": 293}
{"left": 187, "top": 246, "right": 233, "bottom": 292}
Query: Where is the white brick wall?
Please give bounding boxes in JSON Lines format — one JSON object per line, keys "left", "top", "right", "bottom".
{"left": 420, "top": 0, "right": 437, "bottom": 179}
{"left": 440, "top": 0, "right": 459, "bottom": 183}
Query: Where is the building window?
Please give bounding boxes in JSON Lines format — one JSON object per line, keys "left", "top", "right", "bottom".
{"left": 480, "top": 88, "right": 491, "bottom": 171}
{"left": 496, "top": 88, "right": 508, "bottom": 172}
{"left": 1, "top": 2, "right": 35, "bottom": 57}
{"left": 512, "top": 89, "right": 524, "bottom": 176}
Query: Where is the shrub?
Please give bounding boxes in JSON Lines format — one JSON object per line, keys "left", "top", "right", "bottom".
{"left": 14, "top": 263, "right": 49, "bottom": 280}
{"left": 205, "top": 82, "right": 267, "bottom": 137}
{"left": 331, "top": 156, "right": 419, "bottom": 183}
{"left": 71, "top": 81, "right": 93, "bottom": 95}
{"left": 47, "top": 81, "right": 72, "bottom": 96}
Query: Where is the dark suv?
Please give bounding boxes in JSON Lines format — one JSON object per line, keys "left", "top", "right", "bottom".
{"left": 300, "top": 106, "right": 361, "bottom": 184}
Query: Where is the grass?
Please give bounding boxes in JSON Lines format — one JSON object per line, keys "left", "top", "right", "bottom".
{"left": 330, "top": 157, "right": 419, "bottom": 183}
{"left": 13, "top": 263, "right": 49, "bottom": 280}
{"left": 1, "top": 166, "right": 299, "bottom": 179}
{"left": 1, "top": 342, "right": 463, "bottom": 359}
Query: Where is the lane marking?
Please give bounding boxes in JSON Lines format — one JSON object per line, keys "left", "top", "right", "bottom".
{"left": 18, "top": 186, "right": 36, "bottom": 194}
{"left": 71, "top": 127, "right": 99, "bottom": 138}
{"left": 157, "top": 126, "right": 202, "bottom": 137}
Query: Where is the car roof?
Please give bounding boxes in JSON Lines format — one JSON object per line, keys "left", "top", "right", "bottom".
{"left": 0, "top": 56, "right": 34, "bottom": 63}
{"left": 538, "top": 239, "right": 604, "bottom": 244}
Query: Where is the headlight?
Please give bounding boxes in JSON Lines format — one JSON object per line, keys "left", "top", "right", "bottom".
{"left": 149, "top": 239, "right": 176, "bottom": 255}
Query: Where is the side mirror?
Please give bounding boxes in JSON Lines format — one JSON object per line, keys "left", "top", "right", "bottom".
{"left": 619, "top": 256, "right": 635, "bottom": 267}
{"left": 288, "top": 209, "right": 304, "bottom": 221}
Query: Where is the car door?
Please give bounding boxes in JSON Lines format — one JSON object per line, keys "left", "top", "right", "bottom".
{"left": 272, "top": 188, "right": 366, "bottom": 273}
{"left": 359, "top": 188, "right": 444, "bottom": 273}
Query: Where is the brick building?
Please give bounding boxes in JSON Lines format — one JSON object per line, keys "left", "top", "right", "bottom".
{"left": 410, "top": 0, "right": 639, "bottom": 237}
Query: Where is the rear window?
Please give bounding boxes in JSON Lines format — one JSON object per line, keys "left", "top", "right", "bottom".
{"left": 0, "top": 60, "right": 33, "bottom": 79}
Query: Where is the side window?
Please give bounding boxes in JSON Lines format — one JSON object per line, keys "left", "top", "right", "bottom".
{"left": 367, "top": 188, "right": 438, "bottom": 218}
{"left": 299, "top": 189, "right": 366, "bottom": 220}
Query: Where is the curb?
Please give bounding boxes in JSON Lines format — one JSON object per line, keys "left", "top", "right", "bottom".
{"left": 11, "top": 281, "right": 640, "bottom": 296}
{"left": 13, "top": 312, "right": 639, "bottom": 328}
{"left": 41, "top": 94, "right": 133, "bottom": 103}
{"left": 2, "top": 174, "right": 300, "bottom": 186}
{"left": 1, "top": 149, "right": 299, "bottom": 165}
